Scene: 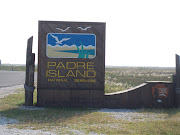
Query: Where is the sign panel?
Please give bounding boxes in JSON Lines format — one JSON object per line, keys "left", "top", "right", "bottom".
{"left": 38, "top": 21, "right": 105, "bottom": 94}
{"left": 152, "top": 84, "right": 169, "bottom": 98}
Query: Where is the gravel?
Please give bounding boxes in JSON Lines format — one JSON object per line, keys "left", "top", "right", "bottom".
{"left": 0, "top": 126, "right": 56, "bottom": 135}
{"left": 99, "top": 108, "right": 167, "bottom": 121}
{"left": 18, "top": 106, "right": 45, "bottom": 111}
{"left": 0, "top": 85, "right": 167, "bottom": 134}
{"left": 0, "top": 115, "right": 56, "bottom": 135}
{"left": 0, "top": 115, "right": 18, "bottom": 125}
{"left": 0, "top": 85, "right": 24, "bottom": 99}
{"left": 67, "top": 129, "right": 86, "bottom": 135}
{"left": 0, "top": 85, "right": 57, "bottom": 135}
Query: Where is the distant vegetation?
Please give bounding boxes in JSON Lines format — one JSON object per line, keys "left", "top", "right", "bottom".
{"left": 0, "top": 65, "right": 26, "bottom": 71}
{"left": 0, "top": 65, "right": 37, "bottom": 71}
{"left": 0, "top": 67, "right": 179, "bottom": 134}
{"left": 0, "top": 65, "right": 175, "bottom": 93}
{"left": 105, "top": 67, "right": 175, "bottom": 93}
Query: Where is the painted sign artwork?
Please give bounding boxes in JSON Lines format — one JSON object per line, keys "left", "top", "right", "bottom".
{"left": 46, "top": 33, "right": 96, "bottom": 58}
{"left": 152, "top": 84, "right": 168, "bottom": 98}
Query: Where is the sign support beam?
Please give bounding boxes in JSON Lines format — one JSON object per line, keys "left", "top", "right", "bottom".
{"left": 175, "top": 54, "right": 180, "bottom": 107}
{"left": 25, "top": 36, "right": 35, "bottom": 106}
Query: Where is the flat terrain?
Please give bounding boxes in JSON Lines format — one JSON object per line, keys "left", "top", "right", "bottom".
{"left": 0, "top": 66, "right": 179, "bottom": 134}
{"left": 105, "top": 67, "right": 174, "bottom": 93}
{"left": 0, "top": 65, "right": 175, "bottom": 93}
{"left": 0, "top": 89, "right": 179, "bottom": 135}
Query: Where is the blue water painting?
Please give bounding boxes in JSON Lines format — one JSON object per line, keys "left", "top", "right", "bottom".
{"left": 47, "top": 33, "right": 96, "bottom": 47}
{"left": 56, "top": 49, "right": 95, "bottom": 55}
{"left": 46, "top": 33, "right": 96, "bottom": 58}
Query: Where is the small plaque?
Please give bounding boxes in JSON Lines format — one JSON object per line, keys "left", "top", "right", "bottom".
{"left": 152, "top": 84, "right": 168, "bottom": 98}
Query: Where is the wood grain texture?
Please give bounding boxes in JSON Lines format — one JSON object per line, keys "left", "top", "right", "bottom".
{"left": 37, "top": 21, "right": 105, "bottom": 107}
{"left": 25, "top": 36, "right": 35, "bottom": 106}
{"left": 105, "top": 82, "right": 174, "bottom": 108}
{"left": 175, "top": 54, "right": 180, "bottom": 107}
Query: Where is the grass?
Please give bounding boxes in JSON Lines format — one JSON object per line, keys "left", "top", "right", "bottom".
{"left": 0, "top": 65, "right": 37, "bottom": 71}
{"left": 0, "top": 89, "right": 180, "bottom": 134}
{"left": 0, "top": 65, "right": 174, "bottom": 93}
{"left": 105, "top": 67, "right": 174, "bottom": 93}
{"left": 0, "top": 66, "right": 179, "bottom": 134}
{"left": 0, "top": 65, "right": 26, "bottom": 71}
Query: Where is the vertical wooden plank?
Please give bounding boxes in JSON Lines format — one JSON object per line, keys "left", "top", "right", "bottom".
{"left": 25, "top": 36, "right": 35, "bottom": 106}
{"left": 141, "top": 84, "right": 152, "bottom": 108}
{"left": 128, "top": 88, "right": 141, "bottom": 109}
{"left": 89, "top": 90, "right": 104, "bottom": 108}
{"left": 107, "top": 94, "right": 122, "bottom": 108}
{"left": 54, "top": 90, "right": 70, "bottom": 107}
{"left": 70, "top": 90, "right": 78, "bottom": 107}
{"left": 176, "top": 54, "right": 180, "bottom": 87}
{"left": 37, "top": 90, "right": 54, "bottom": 106}
{"left": 77, "top": 90, "right": 90, "bottom": 107}
{"left": 175, "top": 54, "right": 180, "bottom": 107}
{"left": 166, "top": 83, "right": 175, "bottom": 107}
{"left": 104, "top": 95, "right": 110, "bottom": 108}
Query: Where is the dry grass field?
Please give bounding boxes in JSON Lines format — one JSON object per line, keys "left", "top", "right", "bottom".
{"left": 0, "top": 88, "right": 180, "bottom": 135}
{"left": 0, "top": 66, "right": 179, "bottom": 134}
{"left": 105, "top": 67, "right": 174, "bottom": 93}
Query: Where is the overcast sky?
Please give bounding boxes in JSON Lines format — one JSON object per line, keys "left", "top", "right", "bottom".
{"left": 0, "top": 0, "right": 180, "bottom": 67}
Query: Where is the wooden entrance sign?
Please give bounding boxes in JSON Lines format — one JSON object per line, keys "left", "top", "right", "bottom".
{"left": 37, "top": 21, "right": 105, "bottom": 107}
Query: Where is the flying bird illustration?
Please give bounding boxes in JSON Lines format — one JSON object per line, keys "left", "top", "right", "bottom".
{"left": 50, "top": 34, "right": 71, "bottom": 44}
{"left": 77, "top": 26, "right": 92, "bottom": 31}
{"left": 159, "top": 93, "right": 167, "bottom": 97}
{"left": 56, "top": 27, "right": 71, "bottom": 32}
{"left": 157, "top": 99, "right": 162, "bottom": 103}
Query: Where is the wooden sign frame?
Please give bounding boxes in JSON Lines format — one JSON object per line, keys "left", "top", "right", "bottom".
{"left": 37, "top": 21, "right": 105, "bottom": 107}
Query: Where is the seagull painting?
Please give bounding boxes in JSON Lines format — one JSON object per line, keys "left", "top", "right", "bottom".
{"left": 159, "top": 93, "right": 167, "bottom": 97}
{"left": 50, "top": 34, "right": 71, "bottom": 44}
{"left": 77, "top": 26, "right": 92, "bottom": 31}
{"left": 56, "top": 27, "right": 71, "bottom": 32}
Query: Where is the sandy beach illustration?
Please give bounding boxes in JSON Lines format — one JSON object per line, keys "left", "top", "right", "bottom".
{"left": 46, "top": 33, "right": 96, "bottom": 58}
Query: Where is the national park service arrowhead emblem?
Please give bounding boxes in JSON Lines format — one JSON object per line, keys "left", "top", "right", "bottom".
{"left": 152, "top": 84, "right": 168, "bottom": 98}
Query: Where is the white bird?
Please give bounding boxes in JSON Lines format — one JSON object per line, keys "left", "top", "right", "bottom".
{"left": 159, "top": 93, "right": 167, "bottom": 97}
{"left": 56, "top": 27, "right": 71, "bottom": 32}
{"left": 50, "top": 34, "right": 71, "bottom": 44}
{"left": 157, "top": 99, "right": 162, "bottom": 103}
{"left": 77, "top": 26, "right": 92, "bottom": 31}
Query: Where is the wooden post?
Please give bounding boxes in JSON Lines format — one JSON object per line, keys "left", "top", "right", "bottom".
{"left": 24, "top": 36, "right": 35, "bottom": 106}
{"left": 175, "top": 54, "right": 180, "bottom": 107}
